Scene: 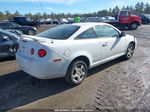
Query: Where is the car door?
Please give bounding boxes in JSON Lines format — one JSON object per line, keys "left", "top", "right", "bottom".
{"left": 94, "top": 25, "right": 126, "bottom": 60}
{"left": 75, "top": 27, "right": 101, "bottom": 63}
{"left": 119, "top": 11, "right": 130, "bottom": 24}
{"left": 22, "top": 18, "right": 29, "bottom": 25}
{"left": 0, "top": 32, "right": 14, "bottom": 54}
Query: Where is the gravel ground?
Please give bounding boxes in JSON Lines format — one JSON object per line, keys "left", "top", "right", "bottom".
{"left": 0, "top": 25, "right": 150, "bottom": 112}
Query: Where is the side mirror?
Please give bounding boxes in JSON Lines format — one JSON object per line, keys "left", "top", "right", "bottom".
{"left": 2, "top": 36, "right": 9, "bottom": 41}
{"left": 120, "top": 32, "right": 126, "bottom": 37}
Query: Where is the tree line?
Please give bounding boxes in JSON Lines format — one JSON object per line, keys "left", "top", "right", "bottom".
{"left": 0, "top": 2, "right": 150, "bottom": 20}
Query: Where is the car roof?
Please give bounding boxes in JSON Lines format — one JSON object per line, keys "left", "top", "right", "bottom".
{"left": 0, "top": 21, "right": 12, "bottom": 23}
{"left": 69, "top": 22, "right": 116, "bottom": 40}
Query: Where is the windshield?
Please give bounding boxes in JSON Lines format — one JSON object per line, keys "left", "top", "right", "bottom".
{"left": 145, "top": 14, "right": 150, "bottom": 19}
{"left": 25, "top": 17, "right": 32, "bottom": 21}
{"left": 37, "top": 25, "right": 80, "bottom": 39}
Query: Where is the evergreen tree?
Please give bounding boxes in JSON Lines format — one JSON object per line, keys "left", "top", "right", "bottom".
{"left": 14, "top": 10, "right": 20, "bottom": 16}
{"left": 0, "top": 2, "right": 150, "bottom": 20}
{"left": 144, "top": 3, "right": 150, "bottom": 14}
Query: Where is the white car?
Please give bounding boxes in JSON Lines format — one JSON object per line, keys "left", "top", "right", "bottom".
{"left": 86, "top": 17, "right": 102, "bottom": 22}
{"left": 104, "top": 16, "right": 115, "bottom": 20}
{"left": 16, "top": 23, "right": 137, "bottom": 85}
{"left": 60, "top": 18, "right": 68, "bottom": 24}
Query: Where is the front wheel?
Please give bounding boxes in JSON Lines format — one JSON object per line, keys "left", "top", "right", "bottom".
{"left": 144, "top": 21, "right": 150, "bottom": 24}
{"left": 65, "top": 60, "right": 88, "bottom": 85}
{"left": 124, "top": 43, "right": 135, "bottom": 60}
{"left": 28, "top": 30, "right": 36, "bottom": 35}
{"left": 130, "top": 23, "right": 138, "bottom": 30}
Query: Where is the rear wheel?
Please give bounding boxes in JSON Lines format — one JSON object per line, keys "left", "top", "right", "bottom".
{"left": 65, "top": 60, "right": 88, "bottom": 85}
{"left": 28, "top": 30, "right": 36, "bottom": 35}
{"left": 53, "top": 21, "right": 59, "bottom": 24}
{"left": 124, "top": 43, "right": 135, "bottom": 60}
{"left": 144, "top": 21, "right": 150, "bottom": 24}
{"left": 130, "top": 22, "right": 138, "bottom": 30}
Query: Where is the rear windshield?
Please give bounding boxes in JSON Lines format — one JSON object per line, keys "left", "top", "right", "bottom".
{"left": 37, "top": 25, "right": 80, "bottom": 39}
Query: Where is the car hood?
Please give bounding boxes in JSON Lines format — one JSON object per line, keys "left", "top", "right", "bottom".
{"left": 131, "top": 15, "right": 141, "bottom": 19}
{"left": 20, "top": 26, "right": 37, "bottom": 30}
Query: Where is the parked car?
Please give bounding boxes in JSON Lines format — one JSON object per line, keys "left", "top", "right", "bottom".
{"left": 85, "top": 17, "right": 102, "bottom": 22}
{"left": 68, "top": 18, "right": 74, "bottom": 24}
{"left": 60, "top": 18, "right": 68, "bottom": 24}
{"left": 52, "top": 18, "right": 61, "bottom": 24}
{"left": 5, "top": 29, "right": 23, "bottom": 36}
{"left": 100, "top": 17, "right": 106, "bottom": 20}
{"left": 0, "top": 22, "right": 37, "bottom": 35}
{"left": 138, "top": 14, "right": 150, "bottom": 24}
{"left": 39, "top": 19, "right": 45, "bottom": 24}
{"left": 104, "top": 16, "right": 115, "bottom": 20}
{"left": 40, "top": 18, "right": 52, "bottom": 25}
{"left": 0, "top": 29, "right": 20, "bottom": 59}
{"left": 16, "top": 23, "right": 137, "bottom": 85}
{"left": 12, "top": 16, "right": 40, "bottom": 28}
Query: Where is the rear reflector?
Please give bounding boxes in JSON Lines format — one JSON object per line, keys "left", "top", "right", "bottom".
{"left": 53, "top": 59, "right": 62, "bottom": 62}
{"left": 31, "top": 48, "right": 34, "bottom": 55}
{"left": 38, "top": 49, "right": 47, "bottom": 57}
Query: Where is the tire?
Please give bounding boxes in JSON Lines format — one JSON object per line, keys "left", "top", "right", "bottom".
{"left": 65, "top": 60, "right": 88, "bottom": 85}
{"left": 124, "top": 43, "right": 135, "bottom": 60}
{"left": 130, "top": 22, "right": 138, "bottom": 30}
{"left": 8, "top": 46, "right": 17, "bottom": 58}
{"left": 28, "top": 30, "right": 36, "bottom": 35}
{"left": 144, "top": 21, "right": 150, "bottom": 24}
{"left": 53, "top": 22, "right": 59, "bottom": 24}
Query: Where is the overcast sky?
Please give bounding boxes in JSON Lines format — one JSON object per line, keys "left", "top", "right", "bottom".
{"left": 0, "top": 0, "right": 149, "bottom": 14}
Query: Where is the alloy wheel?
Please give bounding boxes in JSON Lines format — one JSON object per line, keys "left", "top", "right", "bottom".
{"left": 71, "top": 64, "right": 86, "bottom": 84}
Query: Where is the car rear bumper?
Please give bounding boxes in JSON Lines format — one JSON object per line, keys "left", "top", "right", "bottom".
{"left": 16, "top": 53, "right": 67, "bottom": 79}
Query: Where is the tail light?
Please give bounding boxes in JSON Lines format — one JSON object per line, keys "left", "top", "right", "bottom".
{"left": 38, "top": 49, "right": 47, "bottom": 57}
{"left": 31, "top": 48, "right": 34, "bottom": 55}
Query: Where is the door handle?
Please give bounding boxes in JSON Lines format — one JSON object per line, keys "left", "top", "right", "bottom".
{"left": 102, "top": 42, "right": 108, "bottom": 47}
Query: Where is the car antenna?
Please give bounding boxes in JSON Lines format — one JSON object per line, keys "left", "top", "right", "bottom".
{"left": 38, "top": 0, "right": 45, "bottom": 21}
{"left": 38, "top": 0, "right": 54, "bottom": 44}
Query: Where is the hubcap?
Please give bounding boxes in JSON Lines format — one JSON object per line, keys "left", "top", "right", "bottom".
{"left": 72, "top": 64, "right": 86, "bottom": 83}
{"left": 127, "top": 45, "right": 134, "bottom": 58}
{"left": 28, "top": 30, "right": 34, "bottom": 35}
{"left": 131, "top": 24, "right": 137, "bottom": 29}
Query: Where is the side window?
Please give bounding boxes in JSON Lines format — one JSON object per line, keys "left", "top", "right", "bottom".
{"left": 21, "top": 18, "right": 26, "bottom": 22}
{"left": 122, "top": 11, "right": 129, "bottom": 16}
{"left": 14, "top": 18, "right": 18, "bottom": 21}
{"left": 19, "top": 18, "right": 21, "bottom": 21}
{"left": 95, "top": 25, "right": 120, "bottom": 37}
{"left": 76, "top": 28, "right": 97, "bottom": 39}
{"left": 6, "top": 23, "right": 13, "bottom": 28}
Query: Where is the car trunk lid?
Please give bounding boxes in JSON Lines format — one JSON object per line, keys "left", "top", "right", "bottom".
{"left": 18, "top": 35, "right": 52, "bottom": 59}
